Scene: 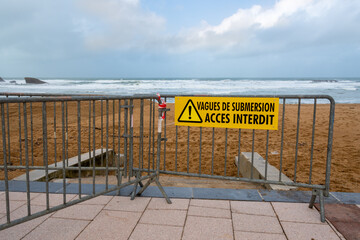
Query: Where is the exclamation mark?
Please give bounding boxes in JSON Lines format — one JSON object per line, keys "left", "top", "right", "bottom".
{"left": 189, "top": 106, "right": 192, "bottom": 119}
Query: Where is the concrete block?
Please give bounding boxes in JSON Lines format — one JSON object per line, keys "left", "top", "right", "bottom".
{"left": 235, "top": 152, "right": 297, "bottom": 191}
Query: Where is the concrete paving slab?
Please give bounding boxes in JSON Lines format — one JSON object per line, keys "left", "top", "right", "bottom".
{"left": 30, "top": 193, "right": 78, "bottom": 207}
{"left": 147, "top": 198, "right": 189, "bottom": 210}
{"left": 193, "top": 188, "right": 262, "bottom": 201}
{"left": 0, "top": 192, "right": 40, "bottom": 201}
{"left": 140, "top": 209, "right": 187, "bottom": 226}
{"left": 104, "top": 196, "right": 150, "bottom": 212}
{"left": 331, "top": 192, "right": 360, "bottom": 204}
{"left": 0, "top": 207, "right": 52, "bottom": 240}
{"left": 188, "top": 206, "right": 231, "bottom": 218}
{"left": 0, "top": 181, "right": 64, "bottom": 193}
{"left": 76, "top": 210, "right": 141, "bottom": 240}
{"left": 190, "top": 199, "right": 230, "bottom": 209}
{"left": 52, "top": 204, "right": 104, "bottom": 220}
{"left": 0, "top": 200, "right": 25, "bottom": 214}
{"left": 130, "top": 223, "right": 183, "bottom": 240}
{"left": 232, "top": 213, "right": 283, "bottom": 234}
{"left": 234, "top": 231, "right": 287, "bottom": 240}
{"left": 231, "top": 201, "right": 276, "bottom": 216}
{"left": 183, "top": 215, "right": 233, "bottom": 240}
{"left": 56, "top": 182, "right": 113, "bottom": 195}
{"left": 272, "top": 202, "right": 324, "bottom": 224}
{"left": 23, "top": 217, "right": 89, "bottom": 240}
{"left": 281, "top": 221, "right": 340, "bottom": 240}
{"left": 78, "top": 195, "right": 113, "bottom": 205}
{"left": 0, "top": 205, "right": 52, "bottom": 225}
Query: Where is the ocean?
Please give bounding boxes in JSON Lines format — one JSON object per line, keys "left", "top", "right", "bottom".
{"left": 1, "top": 78, "right": 359, "bottom": 103}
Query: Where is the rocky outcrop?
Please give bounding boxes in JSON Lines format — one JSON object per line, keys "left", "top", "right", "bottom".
{"left": 0, "top": 77, "right": 4, "bottom": 82}
{"left": 24, "top": 77, "right": 46, "bottom": 84}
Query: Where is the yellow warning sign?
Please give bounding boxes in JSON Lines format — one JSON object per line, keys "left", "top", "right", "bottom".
{"left": 175, "top": 97, "right": 279, "bottom": 130}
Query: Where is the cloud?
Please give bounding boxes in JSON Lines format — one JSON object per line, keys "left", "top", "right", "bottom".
{"left": 170, "top": 0, "right": 360, "bottom": 55}
{"left": 76, "top": 0, "right": 166, "bottom": 50}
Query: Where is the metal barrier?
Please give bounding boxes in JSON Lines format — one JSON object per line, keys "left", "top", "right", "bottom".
{"left": 0, "top": 94, "right": 170, "bottom": 230}
{"left": 134, "top": 94, "right": 335, "bottom": 222}
{"left": 0, "top": 93, "right": 335, "bottom": 229}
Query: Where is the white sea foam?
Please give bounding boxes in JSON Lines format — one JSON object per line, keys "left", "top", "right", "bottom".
{"left": 0, "top": 78, "right": 359, "bottom": 103}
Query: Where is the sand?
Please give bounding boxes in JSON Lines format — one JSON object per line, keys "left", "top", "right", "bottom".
{"left": 0, "top": 99, "right": 359, "bottom": 192}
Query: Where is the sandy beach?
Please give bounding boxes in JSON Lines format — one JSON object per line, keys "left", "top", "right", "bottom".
{"left": 0, "top": 99, "right": 359, "bottom": 193}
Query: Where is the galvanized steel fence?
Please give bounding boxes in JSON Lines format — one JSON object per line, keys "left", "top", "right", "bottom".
{"left": 0, "top": 93, "right": 334, "bottom": 229}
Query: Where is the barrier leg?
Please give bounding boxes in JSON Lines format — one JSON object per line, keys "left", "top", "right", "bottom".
{"left": 309, "top": 189, "right": 325, "bottom": 222}
{"left": 319, "top": 190, "right": 325, "bottom": 222}
{"left": 308, "top": 189, "right": 317, "bottom": 209}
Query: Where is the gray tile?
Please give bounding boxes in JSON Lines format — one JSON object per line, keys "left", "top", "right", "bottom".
{"left": 76, "top": 210, "right": 141, "bottom": 240}
{"left": 104, "top": 196, "right": 150, "bottom": 212}
{"left": 140, "top": 209, "right": 187, "bottom": 226}
{"left": 23, "top": 217, "right": 89, "bottom": 240}
{"left": 331, "top": 192, "right": 360, "bottom": 204}
{"left": 193, "top": 188, "right": 262, "bottom": 201}
{"left": 130, "top": 223, "right": 183, "bottom": 240}
{"left": 183, "top": 215, "right": 233, "bottom": 240}
{"left": 282, "top": 221, "right": 340, "bottom": 240}
{"left": 260, "top": 190, "right": 339, "bottom": 203}
{"left": 232, "top": 213, "right": 283, "bottom": 234}
{"left": 231, "top": 201, "right": 276, "bottom": 216}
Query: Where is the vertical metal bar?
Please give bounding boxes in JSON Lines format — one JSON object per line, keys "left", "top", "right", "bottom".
{"left": 18, "top": 102, "right": 22, "bottom": 165}
{"left": 30, "top": 102, "right": 34, "bottom": 166}
{"left": 117, "top": 100, "right": 121, "bottom": 187}
{"left": 23, "top": 103, "right": 31, "bottom": 216}
{"left": 148, "top": 99, "right": 152, "bottom": 173}
{"left": 199, "top": 127, "right": 202, "bottom": 175}
{"left": 294, "top": 98, "right": 301, "bottom": 182}
{"left": 65, "top": 102, "right": 68, "bottom": 167}
{"left": 92, "top": 100, "right": 96, "bottom": 194}
{"left": 53, "top": 102, "right": 57, "bottom": 167}
{"left": 42, "top": 102, "right": 49, "bottom": 210}
{"left": 77, "top": 101, "right": 82, "bottom": 198}
{"left": 325, "top": 98, "right": 335, "bottom": 196}
{"left": 101, "top": 100, "right": 104, "bottom": 166}
{"left": 139, "top": 99, "right": 144, "bottom": 169}
{"left": 163, "top": 97, "right": 167, "bottom": 171}
{"left": 6, "top": 103, "right": 11, "bottom": 165}
{"left": 112, "top": 100, "right": 115, "bottom": 167}
{"left": 124, "top": 100, "right": 128, "bottom": 178}
{"left": 106, "top": 100, "right": 109, "bottom": 190}
{"left": 250, "top": 129, "right": 255, "bottom": 179}
{"left": 1, "top": 104, "right": 10, "bottom": 223}
{"left": 279, "top": 98, "right": 286, "bottom": 181}
{"left": 237, "top": 129, "right": 241, "bottom": 177}
{"left": 309, "top": 98, "right": 317, "bottom": 184}
{"left": 224, "top": 128, "right": 228, "bottom": 176}
{"left": 152, "top": 100, "right": 155, "bottom": 169}
{"left": 61, "top": 102, "right": 66, "bottom": 204}
{"left": 129, "top": 99, "right": 134, "bottom": 178}
{"left": 187, "top": 126, "right": 190, "bottom": 173}
{"left": 211, "top": 128, "right": 215, "bottom": 175}
{"left": 265, "top": 130, "right": 269, "bottom": 180}
{"left": 175, "top": 126, "right": 178, "bottom": 172}
{"left": 88, "top": 101, "right": 91, "bottom": 167}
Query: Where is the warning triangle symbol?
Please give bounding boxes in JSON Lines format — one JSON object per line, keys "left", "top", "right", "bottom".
{"left": 178, "top": 99, "right": 203, "bottom": 123}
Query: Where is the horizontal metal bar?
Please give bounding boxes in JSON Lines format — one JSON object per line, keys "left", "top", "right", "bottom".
{"left": 0, "top": 165, "right": 123, "bottom": 171}
{"left": 132, "top": 168, "right": 326, "bottom": 190}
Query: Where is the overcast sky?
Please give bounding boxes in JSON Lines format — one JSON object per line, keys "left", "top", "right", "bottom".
{"left": 1, "top": 0, "right": 360, "bottom": 78}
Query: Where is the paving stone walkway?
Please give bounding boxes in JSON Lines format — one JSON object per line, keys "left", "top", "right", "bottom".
{"left": 0, "top": 192, "right": 352, "bottom": 240}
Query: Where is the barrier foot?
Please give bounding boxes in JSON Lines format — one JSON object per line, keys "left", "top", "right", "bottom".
{"left": 136, "top": 175, "right": 155, "bottom": 196}
{"left": 116, "top": 171, "right": 123, "bottom": 196}
{"left": 155, "top": 178, "right": 172, "bottom": 204}
{"left": 308, "top": 189, "right": 325, "bottom": 223}
{"left": 130, "top": 171, "right": 141, "bottom": 200}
